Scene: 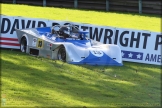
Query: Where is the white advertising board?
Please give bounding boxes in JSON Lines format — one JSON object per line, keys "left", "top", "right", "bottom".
{"left": 0, "top": 15, "right": 161, "bottom": 65}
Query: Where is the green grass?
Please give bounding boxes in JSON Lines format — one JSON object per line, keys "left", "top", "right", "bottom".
{"left": 1, "top": 49, "right": 161, "bottom": 107}
{"left": 1, "top": 3, "right": 161, "bottom": 32}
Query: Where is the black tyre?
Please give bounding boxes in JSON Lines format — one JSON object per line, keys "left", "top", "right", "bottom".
{"left": 20, "top": 37, "right": 27, "bottom": 53}
{"left": 57, "top": 46, "right": 66, "bottom": 62}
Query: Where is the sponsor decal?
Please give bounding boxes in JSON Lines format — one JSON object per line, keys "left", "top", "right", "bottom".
{"left": 32, "top": 38, "right": 37, "bottom": 47}
{"left": 90, "top": 50, "right": 103, "bottom": 57}
{"left": 37, "top": 38, "right": 44, "bottom": 48}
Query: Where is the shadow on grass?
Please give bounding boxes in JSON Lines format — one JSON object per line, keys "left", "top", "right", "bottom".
{"left": 2, "top": 58, "right": 117, "bottom": 107}
{"left": 1, "top": 49, "right": 161, "bottom": 107}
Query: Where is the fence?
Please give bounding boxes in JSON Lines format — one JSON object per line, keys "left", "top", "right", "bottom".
{"left": 1, "top": 0, "right": 161, "bottom": 15}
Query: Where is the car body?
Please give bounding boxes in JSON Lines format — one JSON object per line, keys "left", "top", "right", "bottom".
{"left": 15, "top": 24, "right": 123, "bottom": 66}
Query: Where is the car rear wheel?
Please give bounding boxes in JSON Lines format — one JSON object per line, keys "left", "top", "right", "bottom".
{"left": 20, "top": 37, "right": 27, "bottom": 53}
{"left": 57, "top": 46, "right": 66, "bottom": 62}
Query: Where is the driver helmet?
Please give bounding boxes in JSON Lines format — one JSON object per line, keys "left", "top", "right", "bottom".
{"left": 59, "top": 26, "right": 70, "bottom": 35}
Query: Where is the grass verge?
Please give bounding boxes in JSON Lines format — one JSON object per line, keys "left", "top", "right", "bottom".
{"left": 1, "top": 49, "right": 161, "bottom": 107}
{"left": 1, "top": 3, "right": 161, "bottom": 32}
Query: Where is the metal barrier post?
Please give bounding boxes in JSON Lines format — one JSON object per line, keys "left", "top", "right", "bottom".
{"left": 43, "top": 0, "right": 46, "bottom": 7}
{"left": 13, "top": 0, "right": 16, "bottom": 4}
{"left": 139, "top": 0, "right": 142, "bottom": 14}
{"left": 74, "top": 0, "right": 78, "bottom": 8}
{"left": 106, "top": 0, "right": 109, "bottom": 11}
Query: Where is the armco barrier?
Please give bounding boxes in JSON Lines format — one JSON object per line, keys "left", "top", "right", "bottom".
{"left": 16, "top": 0, "right": 43, "bottom": 6}
{"left": 108, "top": 0, "right": 139, "bottom": 13}
{"left": 0, "top": 15, "right": 162, "bottom": 65}
{"left": 46, "top": 0, "right": 74, "bottom": 8}
{"left": 1, "top": 0, "right": 161, "bottom": 15}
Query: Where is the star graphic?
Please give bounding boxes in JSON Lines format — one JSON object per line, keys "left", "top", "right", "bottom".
{"left": 121, "top": 52, "right": 124, "bottom": 57}
{"left": 136, "top": 53, "right": 141, "bottom": 59}
{"left": 128, "top": 53, "right": 133, "bottom": 58}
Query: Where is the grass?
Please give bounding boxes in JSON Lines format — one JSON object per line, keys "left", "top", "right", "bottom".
{"left": 1, "top": 3, "right": 161, "bottom": 32}
{"left": 0, "top": 3, "right": 162, "bottom": 107}
{"left": 1, "top": 49, "right": 161, "bottom": 107}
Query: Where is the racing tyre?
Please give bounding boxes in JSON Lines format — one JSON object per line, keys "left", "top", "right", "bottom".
{"left": 57, "top": 46, "right": 66, "bottom": 62}
{"left": 20, "top": 37, "right": 27, "bottom": 53}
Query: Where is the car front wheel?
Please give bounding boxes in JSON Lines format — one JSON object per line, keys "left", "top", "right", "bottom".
{"left": 20, "top": 37, "right": 27, "bottom": 53}
{"left": 57, "top": 46, "right": 66, "bottom": 62}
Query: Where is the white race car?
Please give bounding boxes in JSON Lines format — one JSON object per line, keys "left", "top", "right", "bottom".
{"left": 16, "top": 24, "right": 123, "bottom": 66}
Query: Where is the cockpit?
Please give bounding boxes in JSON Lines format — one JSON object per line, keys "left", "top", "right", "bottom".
{"left": 51, "top": 24, "right": 88, "bottom": 40}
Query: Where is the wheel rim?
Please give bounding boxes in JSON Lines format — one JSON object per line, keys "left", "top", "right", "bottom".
{"left": 21, "top": 44, "right": 25, "bottom": 52}
{"left": 20, "top": 39, "right": 27, "bottom": 52}
{"left": 58, "top": 47, "right": 66, "bottom": 61}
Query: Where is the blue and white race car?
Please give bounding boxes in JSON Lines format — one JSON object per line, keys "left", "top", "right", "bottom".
{"left": 16, "top": 24, "right": 123, "bottom": 66}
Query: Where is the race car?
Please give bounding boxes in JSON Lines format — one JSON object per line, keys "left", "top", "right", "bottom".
{"left": 15, "top": 24, "right": 123, "bottom": 66}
